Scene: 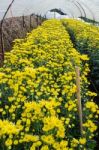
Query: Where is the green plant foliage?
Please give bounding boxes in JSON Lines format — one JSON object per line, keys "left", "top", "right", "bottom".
{"left": 0, "top": 19, "right": 98, "bottom": 150}
{"left": 62, "top": 19, "right": 99, "bottom": 92}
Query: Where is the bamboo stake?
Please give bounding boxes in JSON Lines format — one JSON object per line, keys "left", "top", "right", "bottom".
{"left": 75, "top": 66, "right": 83, "bottom": 135}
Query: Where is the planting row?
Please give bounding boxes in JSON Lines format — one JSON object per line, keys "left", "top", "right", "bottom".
{"left": 62, "top": 19, "right": 99, "bottom": 91}
{"left": 0, "top": 19, "right": 98, "bottom": 150}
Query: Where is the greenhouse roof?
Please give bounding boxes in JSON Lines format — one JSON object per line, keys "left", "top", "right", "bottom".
{"left": 0, "top": 0, "right": 99, "bottom": 21}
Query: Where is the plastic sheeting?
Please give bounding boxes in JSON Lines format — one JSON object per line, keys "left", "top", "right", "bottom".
{"left": 0, "top": 0, "right": 99, "bottom": 21}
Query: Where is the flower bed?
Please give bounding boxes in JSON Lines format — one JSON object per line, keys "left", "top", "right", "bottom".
{"left": 0, "top": 19, "right": 98, "bottom": 150}
{"left": 62, "top": 19, "right": 99, "bottom": 91}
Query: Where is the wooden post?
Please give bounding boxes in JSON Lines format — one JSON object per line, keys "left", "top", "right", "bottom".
{"left": 22, "top": 15, "right": 25, "bottom": 28}
{"left": 36, "top": 14, "right": 39, "bottom": 26}
{"left": 30, "top": 14, "right": 32, "bottom": 29}
{"left": 39, "top": 15, "right": 42, "bottom": 25}
{"left": 75, "top": 66, "right": 83, "bottom": 135}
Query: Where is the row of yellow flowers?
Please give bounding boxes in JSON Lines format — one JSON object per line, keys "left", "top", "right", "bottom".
{"left": 0, "top": 19, "right": 98, "bottom": 150}
{"left": 62, "top": 19, "right": 99, "bottom": 91}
